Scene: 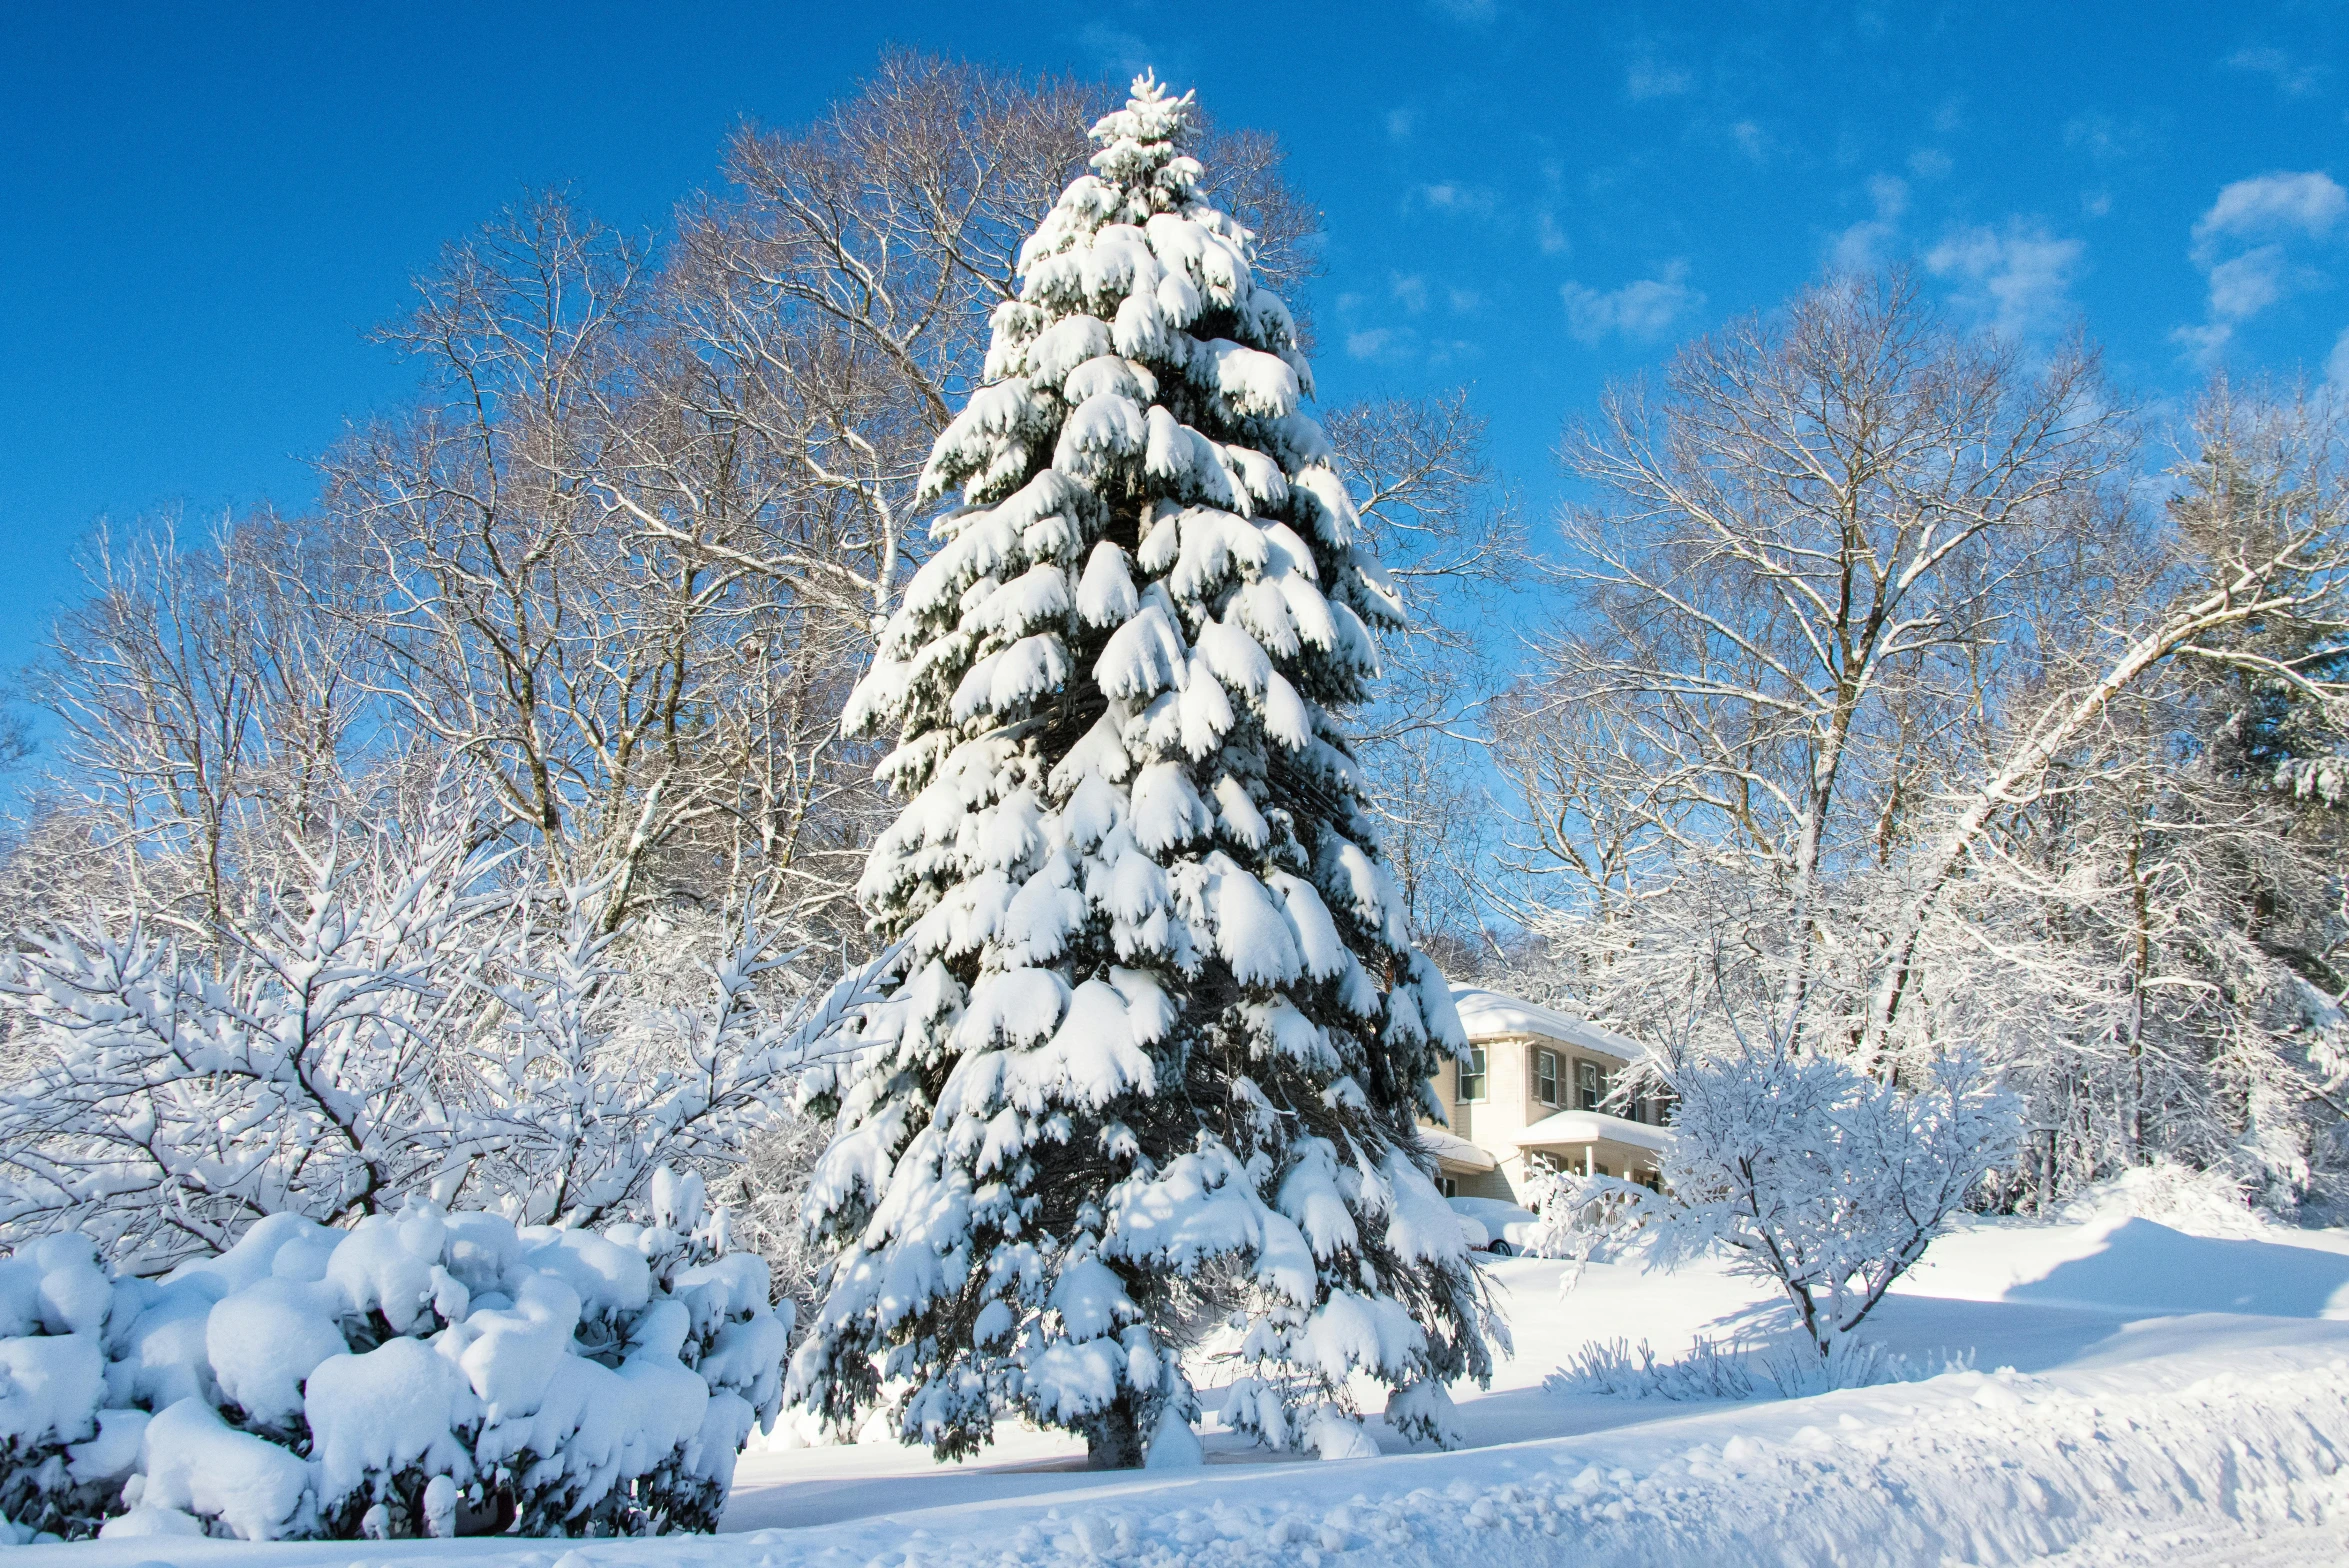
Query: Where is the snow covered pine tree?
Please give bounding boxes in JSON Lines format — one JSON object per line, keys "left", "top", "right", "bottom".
{"left": 788, "top": 75, "right": 1492, "bottom": 1469}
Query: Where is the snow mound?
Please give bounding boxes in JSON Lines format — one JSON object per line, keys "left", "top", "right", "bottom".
{"left": 2056, "top": 1160, "right": 2271, "bottom": 1239}
{"left": 2006, "top": 1218, "right": 2349, "bottom": 1319}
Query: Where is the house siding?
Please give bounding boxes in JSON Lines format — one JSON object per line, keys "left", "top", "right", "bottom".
{"left": 1425, "top": 1001, "right": 1667, "bottom": 1202}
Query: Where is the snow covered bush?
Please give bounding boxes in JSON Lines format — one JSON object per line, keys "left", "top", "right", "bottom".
{"left": 1545, "top": 1335, "right": 1754, "bottom": 1402}
{"left": 0, "top": 1173, "right": 792, "bottom": 1543}
{"left": 2053, "top": 1156, "right": 2272, "bottom": 1238}
{"left": 1545, "top": 1331, "right": 1969, "bottom": 1403}
{"left": 1651, "top": 1044, "right": 2020, "bottom": 1358}
{"left": 0, "top": 793, "right": 896, "bottom": 1271}
{"left": 0, "top": 1235, "right": 125, "bottom": 1541}
{"left": 792, "top": 74, "right": 1494, "bottom": 1469}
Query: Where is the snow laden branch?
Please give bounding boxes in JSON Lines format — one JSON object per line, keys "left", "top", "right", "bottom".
{"left": 0, "top": 796, "right": 899, "bottom": 1271}
{"left": 467, "top": 893, "right": 907, "bottom": 1231}
{"left": 1859, "top": 493, "right": 2349, "bottom": 1070}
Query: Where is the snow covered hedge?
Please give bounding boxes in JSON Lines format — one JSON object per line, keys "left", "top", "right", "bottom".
{"left": 0, "top": 1172, "right": 789, "bottom": 1544}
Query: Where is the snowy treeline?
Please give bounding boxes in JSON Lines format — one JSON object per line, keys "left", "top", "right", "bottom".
{"left": 1489, "top": 284, "right": 2349, "bottom": 1213}
{"left": 0, "top": 59, "right": 1506, "bottom": 1536}
{"left": 0, "top": 48, "right": 1500, "bottom": 1281}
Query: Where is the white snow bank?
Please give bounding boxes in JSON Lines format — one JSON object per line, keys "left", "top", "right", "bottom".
{"left": 17, "top": 1212, "right": 2349, "bottom": 1564}
{"left": 1445, "top": 1197, "right": 1540, "bottom": 1254}
{"left": 2054, "top": 1158, "right": 2278, "bottom": 1238}
{"left": 20, "top": 1337, "right": 2349, "bottom": 1568}
{"left": 1902, "top": 1214, "right": 2349, "bottom": 1318}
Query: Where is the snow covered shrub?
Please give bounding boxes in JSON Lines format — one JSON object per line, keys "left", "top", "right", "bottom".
{"left": 1652, "top": 1044, "right": 2020, "bottom": 1358}
{"left": 0, "top": 793, "right": 897, "bottom": 1272}
{"left": 2054, "top": 1156, "right": 2271, "bottom": 1238}
{"left": 1753, "top": 1336, "right": 1971, "bottom": 1398}
{"left": 1545, "top": 1332, "right": 1969, "bottom": 1402}
{"left": 794, "top": 73, "right": 1495, "bottom": 1469}
{"left": 0, "top": 1170, "right": 793, "bottom": 1543}
{"left": 0, "top": 1235, "right": 122, "bottom": 1541}
{"left": 1544, "top": 1336, "right": 1754, "bottom": 1402}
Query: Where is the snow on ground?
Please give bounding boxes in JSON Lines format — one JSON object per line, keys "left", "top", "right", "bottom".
{"left": 21, "top": 1203, "right": 2349, "bottom": 1566}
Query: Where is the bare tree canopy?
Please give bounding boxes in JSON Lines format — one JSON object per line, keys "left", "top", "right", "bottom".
{"left": 1495, "top": 273, "right": 2349, "bottom": 1210}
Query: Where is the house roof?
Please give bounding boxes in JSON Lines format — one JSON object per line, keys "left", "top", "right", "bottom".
{"left": 1514, "top": 1108, "right": 1675, "bottom": 1155}
{"left": 1449, "top": 984, "right": 1641, "bottom": 1065}
{"left": 1417, "top": 1126, "right": 1498, "bottom": 1172}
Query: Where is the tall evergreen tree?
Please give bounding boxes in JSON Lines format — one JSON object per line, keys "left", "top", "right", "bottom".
{"left": 788, "top": 74, "right": 1492, "bottom": 1468}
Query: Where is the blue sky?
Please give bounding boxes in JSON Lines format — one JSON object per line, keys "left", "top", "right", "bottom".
{"left": 5, "top": 2, "right": 2347, "bottom": 675}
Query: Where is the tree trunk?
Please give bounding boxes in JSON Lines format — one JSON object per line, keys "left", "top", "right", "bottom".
{"left": 1083, "top": 1392, "right": 1145, "bottom": 1470}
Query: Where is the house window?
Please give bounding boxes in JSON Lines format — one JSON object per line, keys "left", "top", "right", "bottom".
{"left": 1577, "top": 1059, "right": 1607, "bottom": 1111}
{"left": 1439, "top": 1174, "right": 1459, "bottom": 1198}
{"left": 1535, "top": 1049, "right": 1560, "bottom": 1106}
{"left": 1458, "top": 1046, "right": 1487, "bottom": 1102}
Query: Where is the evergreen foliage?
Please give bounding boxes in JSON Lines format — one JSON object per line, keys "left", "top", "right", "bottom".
{"left": 789, "top": 74, "right": 1491, "bottom": 1468}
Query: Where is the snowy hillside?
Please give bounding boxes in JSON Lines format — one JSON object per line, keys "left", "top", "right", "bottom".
{"left": 20, "top": 1202, "right": 2349, "bottom": 1566}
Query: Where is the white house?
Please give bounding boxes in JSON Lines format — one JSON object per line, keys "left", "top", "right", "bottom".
{"left": 1421, "top": 986, "right": 1672, "bottom": 1201}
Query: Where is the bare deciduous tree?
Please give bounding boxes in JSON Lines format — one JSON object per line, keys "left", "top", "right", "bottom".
{"left": 1497, "top": 274, "right": 2349, "bottom": 1207}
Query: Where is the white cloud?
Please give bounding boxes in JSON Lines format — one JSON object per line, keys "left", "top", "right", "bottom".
{"left": 1833, "top": 225, "right": 1894, "bottom": 274}
{"left": 1829, "top": 175, "right": 1908, "bottom": 274}
{"left": 1925, "top": 220, "right": 2085, "bottom": 339}
{"left": 1908, "top": 148, "right": 1953, "bottom": 181}
{"left": 1386, "top": 107, "right": 1417, "bottom": 141}
{"left": 1340, "top": 323, "right": 1479, "bottom": 368}
{"left": 1562, "top": 261, "right": 1702, "bottom": 344}
{"left": 2063, "top": 113, "right": 2153, "bottom": 165}
{"left": 1391, "top": 273, "right": 1430, "bottom": 313}
{"left": 2325, "top": 326, "right": 2349, "bottom": 387}
{"left": 2176, "top": 171, "right": 2348, "bottom": 359}
{"left": 1448, "top": 286, "right": 1482, "bottom": 313}
{"left": 1076, "top": 22, "right": 1154, "bottom": 75}
{"left": 1626, "top": 55, "right": 1693, "bottom": 101}
{"left": 2170, "top": 322, "right": 2233, "bottom": 365}
{"left": 1729, "top": 121, "right": 1768, "bottom": 163}
{"left": 2205, "top": 246, "right": 2296, "bottom": 320}
{"left": 1537, "top": 211, "right": 1570, "bottom": 256}
{"left": 2227, "top": 46, "right": 2325, "bottom": 97}
{"left": 1415, "top": 182, "right": 1497, "bottom": 218}
{"left": 2192, "top": 171, "right": 2347, "bottom": 262}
